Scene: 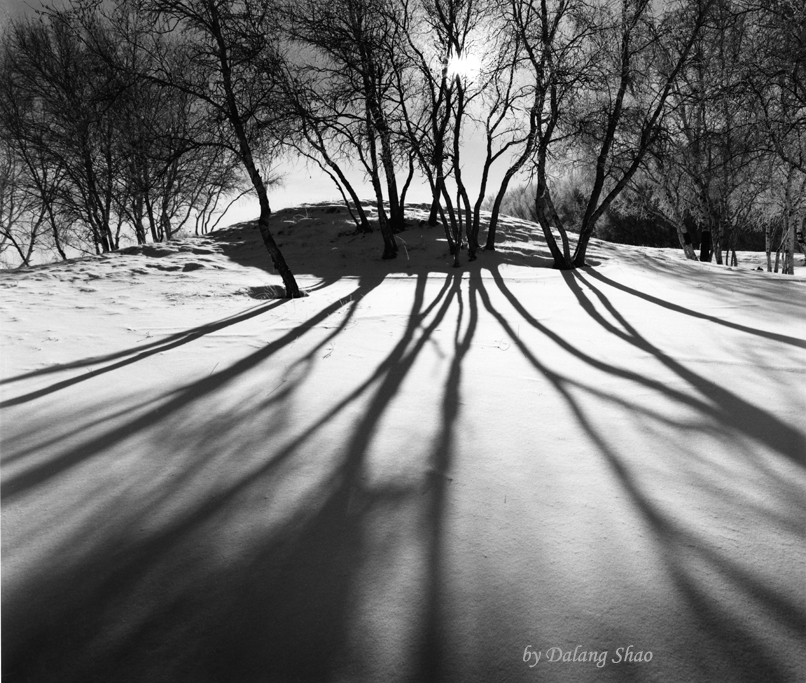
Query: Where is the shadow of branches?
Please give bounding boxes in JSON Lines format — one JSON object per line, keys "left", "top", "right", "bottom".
{"left": 3, "top": 262, "right": 805, "bottom": 683}
{"left": 2, "top": 270, "right": 475, "bottom": 683}
{"left": 478, "top": 264, "right": 806, "bottom": 682}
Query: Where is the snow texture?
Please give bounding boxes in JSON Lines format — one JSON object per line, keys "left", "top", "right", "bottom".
{"left": 2, "top": 204, "right": 805, "bottom": 682}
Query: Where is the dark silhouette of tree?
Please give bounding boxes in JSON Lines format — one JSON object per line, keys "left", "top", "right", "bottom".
{"left": 280, "top": 56, "right": 375, "bottom": 234}
{"left": 0, "top": 3, "right": 249, "bottom": 264}
{"left": 745, "top": 0, "right": 806, "bottom": 274}
{"left": 512, "top": 0, "right": 715, "bottom": 269}
{"left": 0, "top": 84, "right": 69, "bottom": 264}
{"left": 284, "top": 0, "right": 412, "bottom": 259}
{"left": 140, "top": 0, "right": 304, "bottom": 295}
{"left": 631, "top": 0, "right": 768, "bottom": 265}
{"left": 1, "top": 12, "right": 123, "bottom": 254}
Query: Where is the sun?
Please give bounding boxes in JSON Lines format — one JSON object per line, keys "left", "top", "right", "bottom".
{"left": 447, "top": 52, "right": 482, "bottom": 80}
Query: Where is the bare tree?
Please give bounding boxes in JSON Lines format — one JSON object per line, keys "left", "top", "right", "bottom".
{"left": 744, "top": 0, "right": 806, "bottom": 273}
{"left": 0, "top": 142, "right": 43, "bottom": 266}
{"left": 2, "top": 12, "right": 124, "bottom": 254}
{"left": 635, "top": 1, "right": 770, "bottom": 268}
{"left": 141, "top": 0, "right": 304, "bottom": 296}
{"left": 396, "top": 0, "right": 534, "bottom": 265}
{"left": 1, "top": 2, "right": 246, "bottom": 265}
{"left": 285, "top": 0, "right": 413, "bottom": 259}
{"left": 281, "top": 64, "right": 375, "bottom": 234}
{"left": 513, "top": 0, "right": 714, "bottom": 269}
{"left": 0, "top": 70, "right": 69, "bottom": 264}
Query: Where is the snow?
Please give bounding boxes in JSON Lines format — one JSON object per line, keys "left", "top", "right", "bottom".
{"left": 2, "top": 203, "right": 805, "bottom": 683}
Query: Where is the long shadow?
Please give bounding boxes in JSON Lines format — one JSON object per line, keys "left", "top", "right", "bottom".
{"left": 415, "top": 271, "right": 479, "bottom": 682}
{"left": 0, "top": 208, "right": 551, "bottom": 408}
{"left": 1, "top": 274, "right": 387, "bottom": 500}
{"left": 173, "top": 270, "right": 463, "bottom": 681}
{"left": 583, "top": 267, "right": 806, "bottom": 350}
{"left": 0, "top": 212, "right": 380, "bottom": 402}
{"left": 478, "top": 265, "right": 805, "bottom": 682}
{"left": 564, "top": 269, "right": 805, "bottom": 468}
{"left": 485, "top": 265, "right": 804, "bottom": 469}
{"left": 3, "top": 270, "right": 469, "bottom": 683}
{"left": 0, "top": 300, "right": 289, "bottom": 407}
{"left": 563, "top": 273, "right": 806, "bottom": 680}
{"left": 6, "top": 255, "right": 803, "bottom": 682}
{"left": 540, "top": 367, "right": 803, "bottom": 682}
{"left": 1, "top": 276, "right": 375, "bottom": 467}
{"left": 0, "top": 267, "right": 341, "bottom": 393}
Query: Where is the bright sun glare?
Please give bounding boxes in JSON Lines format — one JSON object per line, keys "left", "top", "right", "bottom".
{"left": 447, "top": 53, "right": 482, "bottom": 80}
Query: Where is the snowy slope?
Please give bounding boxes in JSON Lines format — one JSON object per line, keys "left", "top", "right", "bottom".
{"left": 2, "top": 204, "right": 805, "bottom": 683}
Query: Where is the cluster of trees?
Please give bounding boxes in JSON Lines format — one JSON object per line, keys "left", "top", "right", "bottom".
{"left": 0, "top": 3, "right": 247, "bottom": 266}
{"left": 490, "top": 0, "right": 806, "bottom": 274}
{"left": 2, "top": 0, "right": 805, "bottom": 294}
{"left": 630, "top": 0, "right": 806, "bottom": 273}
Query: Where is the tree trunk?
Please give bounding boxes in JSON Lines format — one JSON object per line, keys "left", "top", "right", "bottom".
{"left": 774, "top": 235, "right": 782, "bottom": 272}
{"left": 422, "top": 150, "right": 439, "bottom": 225}
{"left": 783, "top": 222, "right": 795, "bottom": 275}
{"left": 452, "top": 82, "right": 474, "bottom": 260}
{"left": 442, "top": 181, "right": 462, "bottom": 257}
{"left": 323, "top": 167, "right": 368, "bottom": 234}
{"left": 484, "top": 193, "right": 504, "bottom": 252}
{"left": 367, "top": 135, "right": 397, "bottom": 259}
{"left": 161, "top": 207, "right": 172, "bottom": 242}
{"left": 46, "top": 203, "right": 67, "bottom": 259}
{"left": 484, "top": 165, "right": 523, "bottom": 252}
{"left": 206, "top": 2, "right": 303, "bottom": 296}
{"left": 428, "top": 193, "right": 440, "bottom": 227}
{"left": 699, "top": 229, "right": 712, "bottom": 262}
{"left": 399, "top": 154, "right": 415, "bottom": 211}
{"left": 535, "top": 191, "right": 573, "bottom": 270}
{"left": 308, "top": 128, "right": 372, "bottom": 233}
{"left": 675, "top": 221, "right": 697, "bottom": 260}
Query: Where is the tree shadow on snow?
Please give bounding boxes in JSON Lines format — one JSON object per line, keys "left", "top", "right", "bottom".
{"left": 3, "top": 259, "right": 805, "bottom": 683}
{"left": 582, "top": 267, "right": 806, "bottom": 351}
{"left": 479, "top": 264, "right": 805, "bottom": 682}
{"left": 2, "top": 270, "right": 477, "bottom": 683}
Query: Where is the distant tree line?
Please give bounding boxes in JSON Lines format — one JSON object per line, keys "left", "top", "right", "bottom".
{"left": 1, "top": 0, "right": 804, "bottom": 292}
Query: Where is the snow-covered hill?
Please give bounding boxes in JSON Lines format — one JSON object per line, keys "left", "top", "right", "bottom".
{"left": 2, "top": 204, "right": 805, "bottom": 683}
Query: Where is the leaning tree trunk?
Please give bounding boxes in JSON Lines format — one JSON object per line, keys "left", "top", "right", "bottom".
{"left": 255, "top": 189, "right": 302, "bottom": 297}
{"left": 229, "top": 103, "right": 302, "bottom": 296}
{"left": 207, "top": 2, "right": 303, "bottom": 297}
{"left": 46, "top": 203, "right": 67, "bottom": 260}
{"left": 535, "top": 189, "right": 573, "bottom": 269}
{"left": 484, "top": 166, "right": 522, "bottom": 253}
{"left": 674, "top": 220, "right": 697, "bottom": 260}
{"left": 303, "top": 124, "right": 372, "bottom": 233}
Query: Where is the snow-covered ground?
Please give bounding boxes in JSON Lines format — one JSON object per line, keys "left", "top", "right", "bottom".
{"left": 2, "top": 204, "right": 805, "bottom": 683}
